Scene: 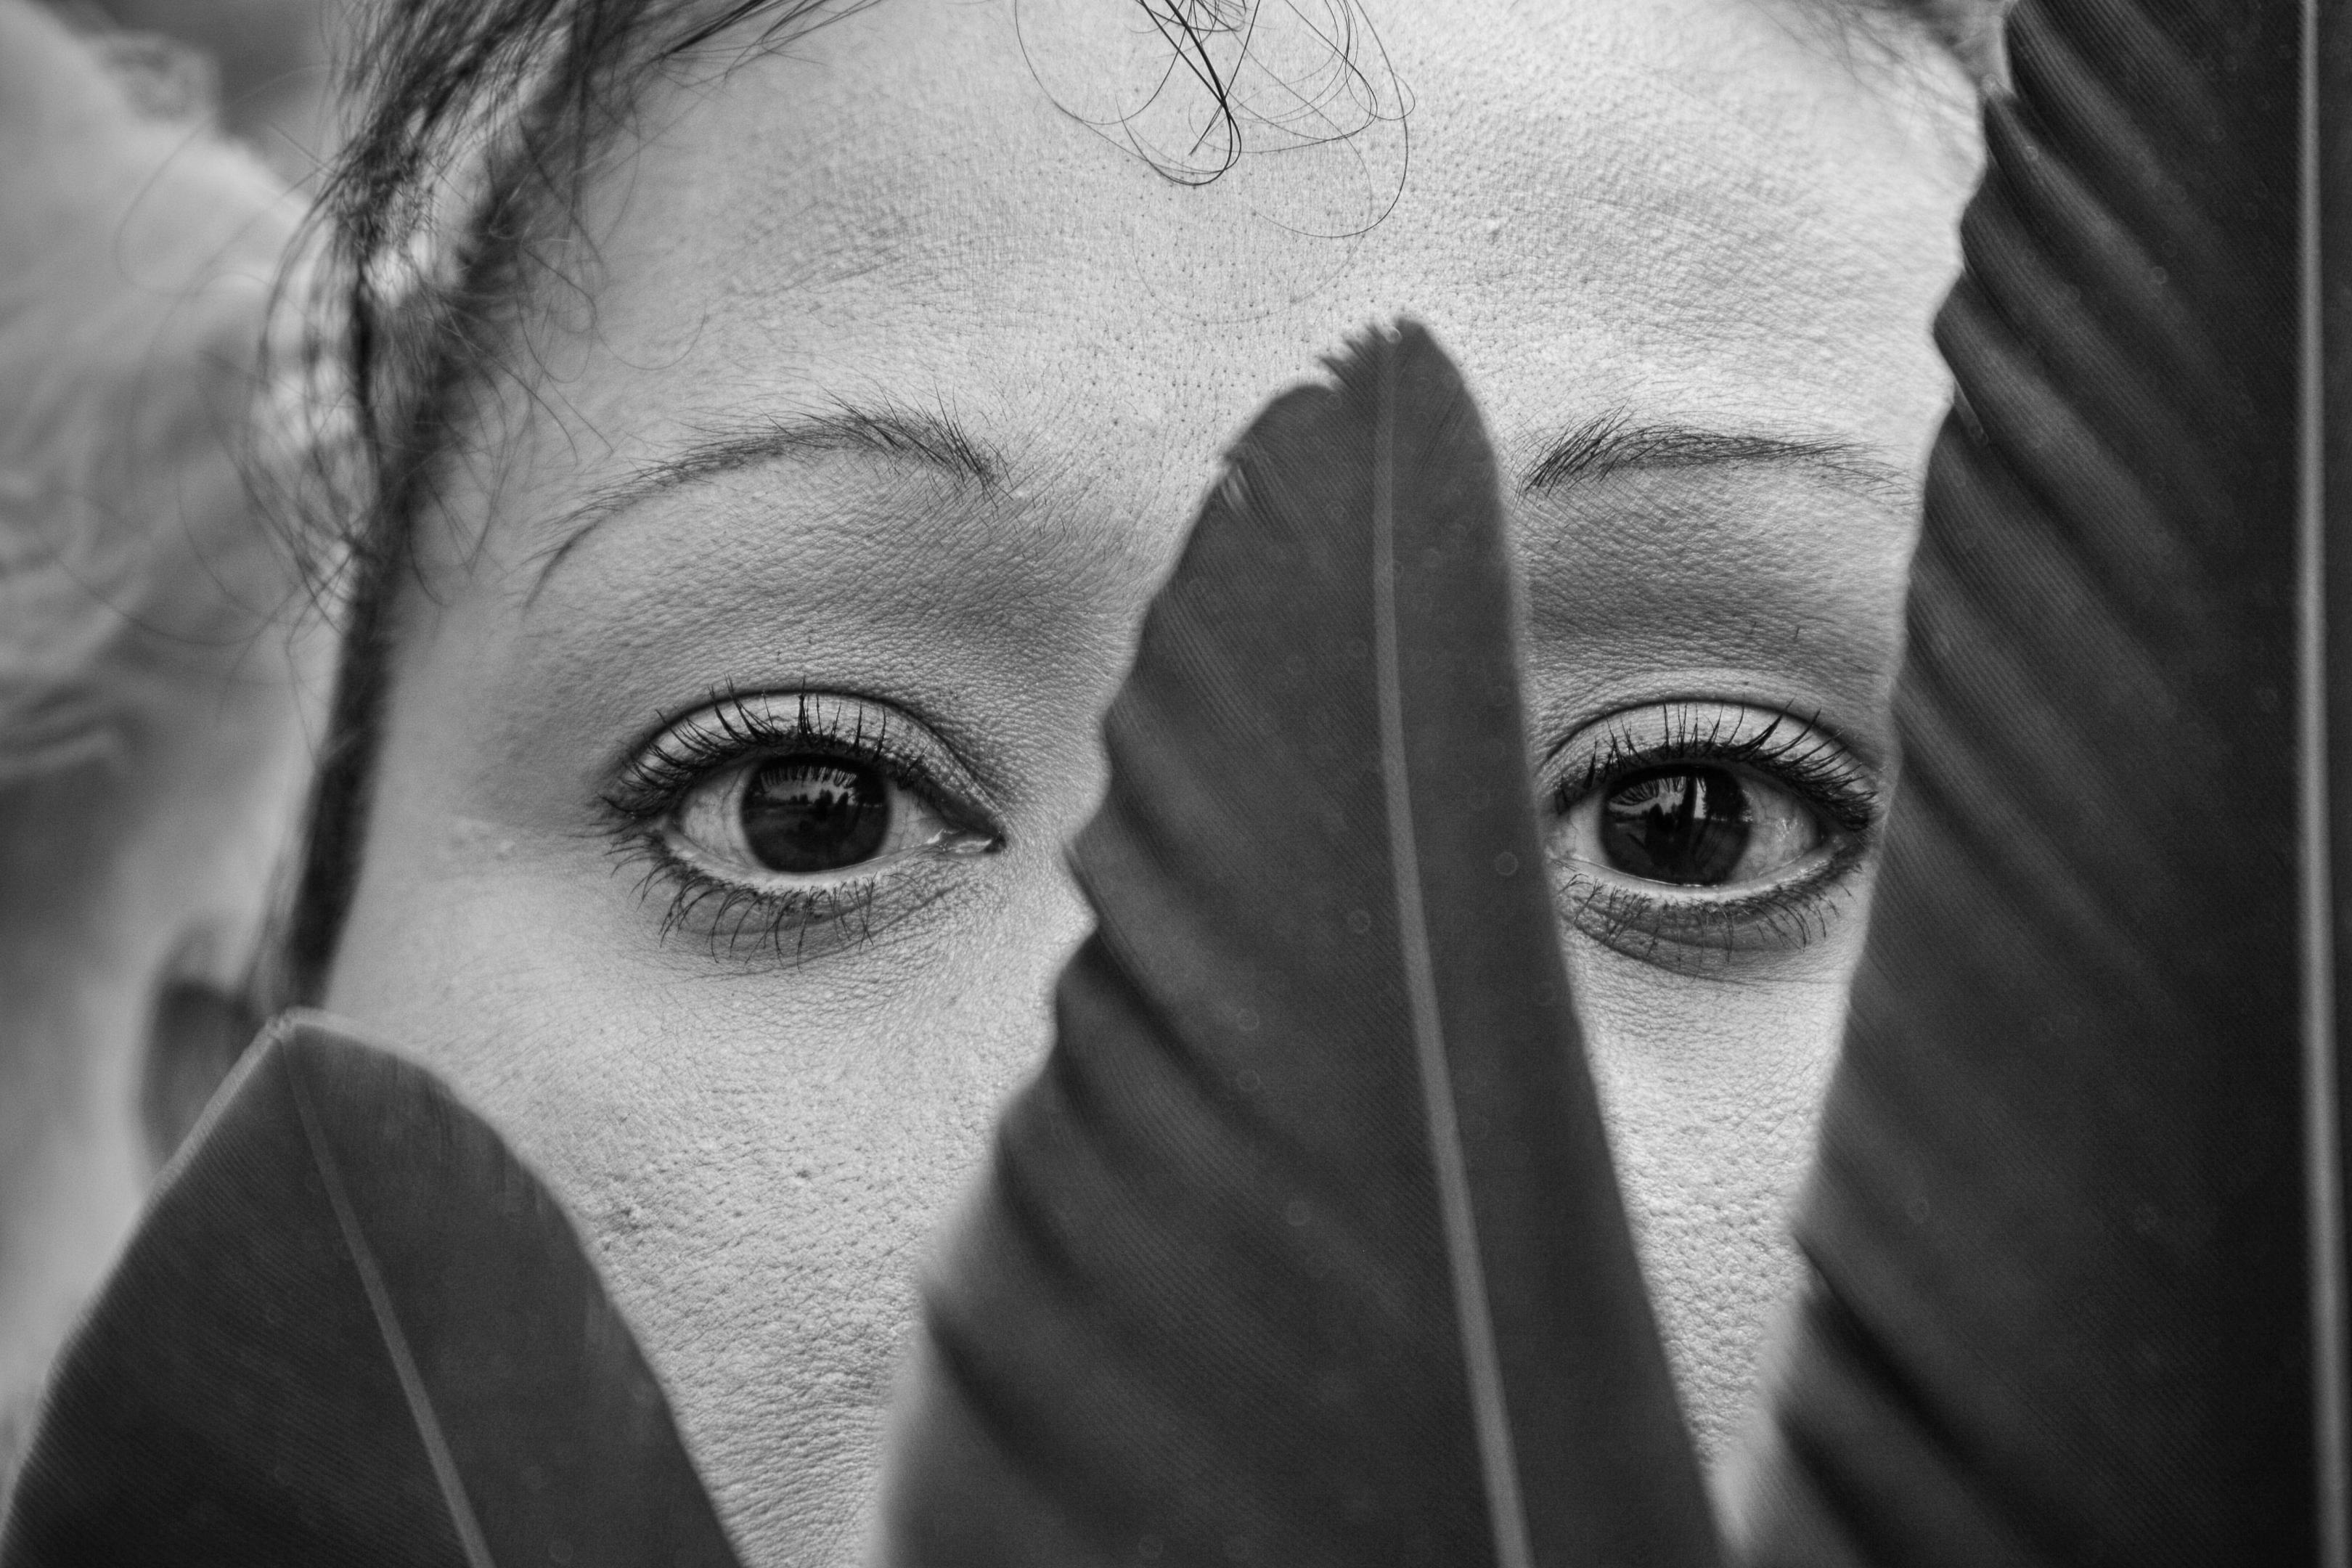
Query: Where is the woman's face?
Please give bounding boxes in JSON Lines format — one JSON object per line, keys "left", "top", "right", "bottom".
{"left": 323, "top": 1, "right": 1975, "bottom": 1559}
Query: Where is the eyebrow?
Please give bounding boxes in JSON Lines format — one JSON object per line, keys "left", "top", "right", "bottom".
{"left": 531, "top": 399, "right": 1903, "bottom": 596}
{"left": 597, "top": 403, "right": 1002, "bottom": 503}
{"left": 584, "top": 402, "right": 1886, "bottom": 513}
{"left": 1517, "top": 412, "right": 1906, "bottom": 497}
{"left": 526, "top": 404, "right": 1001, "bottom": 595}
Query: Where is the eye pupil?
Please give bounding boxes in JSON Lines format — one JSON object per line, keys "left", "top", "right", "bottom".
{"left": 1599, "top": 765, "right": 1752, "bottom": 886}
{"left": 740, "top": 757, "right": 891, "bottom": 873}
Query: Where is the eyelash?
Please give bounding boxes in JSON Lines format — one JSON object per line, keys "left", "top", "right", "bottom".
{"left": 1545, "top": 703, "right": 1882, "bottom": 963}
{"left": 602, "top": 687, "right": 1869, "bottom": 967}
{"left": 599, "top": 687, "right": 995, "bottom": 963}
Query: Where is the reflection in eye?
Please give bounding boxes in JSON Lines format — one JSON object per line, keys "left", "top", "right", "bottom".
{"left": 603, "top": 690, "right": 998, "bottom": 961}
{"left": 741, "top": 760, "right": 889, "bottom": 871}
{"left": 1577, "top": 764, "right": 1821, "bottom": 887}
{"left": 674, "top": 751, "right": 951, "bottom": 881}
{"left": 1545, "top": 703, "right": 1879, "bottom": 962}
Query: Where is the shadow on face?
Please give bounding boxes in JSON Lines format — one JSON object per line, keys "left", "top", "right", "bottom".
{"left": 321, "top": 1, "right": 1978, "bottom": 1559}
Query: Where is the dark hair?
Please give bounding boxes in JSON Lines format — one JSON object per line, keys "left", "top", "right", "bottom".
{"left": 266, "top": 0, "right": 2001, "bottom": 1013}
{"left": 270, "top": 0, "right": 862, "bottom": 1007}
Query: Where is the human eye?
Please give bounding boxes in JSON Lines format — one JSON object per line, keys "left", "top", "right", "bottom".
{"left": 1540, "top": 701, "right": 1882, "bottom": 966}
{"left": 600, "top": 688, "right": 1000, "bottom": 963}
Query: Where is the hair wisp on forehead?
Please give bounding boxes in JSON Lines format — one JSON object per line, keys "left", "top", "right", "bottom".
{"left": 292, "top": 0, "right": 1996, "bottom": 593}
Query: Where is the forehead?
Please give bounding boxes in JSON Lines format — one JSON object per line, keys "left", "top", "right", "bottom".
{"left": 533, "top": 0, "right": 1972, "bottom": 488}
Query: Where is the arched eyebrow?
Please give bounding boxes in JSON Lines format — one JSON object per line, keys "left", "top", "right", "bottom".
{"left": 582, "top": 404, "right": 1891, "bottom": 514}
{"left": 528, "top": 400, "right": 1908, "bottom": 600}
{"left": 1518, "top": 413, "right": 1908, "bottom": 497}
{"left": 608, "top": 403, "right": 1003, "bottom": 499}
{"left": 526, "top": 404, "right": 1000, "bottom": 597}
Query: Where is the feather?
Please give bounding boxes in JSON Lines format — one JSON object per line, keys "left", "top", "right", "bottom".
{"left": 1731, "top": 1, "right": 2322, "bottom": 1562}
{"left": 0, "top": 1013, "right": 743, "bottom": 1568}
{"left": 870, "top": 321, "right": 1719, "bottom": 1568}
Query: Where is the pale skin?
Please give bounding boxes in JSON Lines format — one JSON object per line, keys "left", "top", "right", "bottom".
{"left": 313, "top": 1, "right": 1978, "bottom": 1559}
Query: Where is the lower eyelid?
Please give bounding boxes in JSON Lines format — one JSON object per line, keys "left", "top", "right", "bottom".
{"left": 654, "top": 865, "right": 885, "bottom": 960}
{"left": 1561, "top": 835, "right": 1849, "bottom": 897}
{"left": 1551, "top": 858, "right": 1863, "bottom": 966}
{"left": 624, "top": 833, "right": 976, "bottom": 968}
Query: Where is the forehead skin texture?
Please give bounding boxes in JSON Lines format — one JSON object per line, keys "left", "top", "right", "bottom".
{"left": 325, "top": 2, "right": 1977, "bottom": 1560}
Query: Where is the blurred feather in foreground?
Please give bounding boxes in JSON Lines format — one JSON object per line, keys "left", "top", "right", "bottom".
{"left": 1734, "top": 1, "right": 2315, "bottom": 1561}
{"left": 0, "top": 1016, "right": 743, "bottom": 1568}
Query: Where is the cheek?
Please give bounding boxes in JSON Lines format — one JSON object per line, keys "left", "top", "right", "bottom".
{"left": 1562, "top": 934, "right": 1858, "bottom": 1466}
{"left": 326, "top": 778, "right": 1095, "bottom": 1562}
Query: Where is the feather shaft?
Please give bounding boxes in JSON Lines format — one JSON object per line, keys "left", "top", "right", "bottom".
{"left": 0, "top": 1016, "right": 743, "bottom": 1568}
{"left": 286, "top": 1050, "right": 499, "bottom": 1568}
{"left": 2305, "top": 4, "right": 2351, "bottom": 1562}
{"left": 1368, "top": 335, "right": 1532, "bottom": 1568}
{"left": 871, "top": 321, "right": 1717, "bottom": 1568}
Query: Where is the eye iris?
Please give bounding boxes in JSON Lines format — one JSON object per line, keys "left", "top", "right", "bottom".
{"left": 739, "top": 757, "right": 890, "bottom": 873}
{"left": 1599, "top": 765, "right": 1752, "bottom": 886}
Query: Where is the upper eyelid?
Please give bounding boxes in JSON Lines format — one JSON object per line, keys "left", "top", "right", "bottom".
{"left": 605, "top": 689, "right": 999, "bottom": 830}
{"left": 1541, "top": 702, "right": 1881, "bottom": 822}
{"left": 1540, "top": 695, "right": 1879, "bottom": 761}
{"left": 1546, "top": 701, "right": 1861, "bottom": 772}
{"left": 646, "top": 693, "right": 921, "bottom": 768}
